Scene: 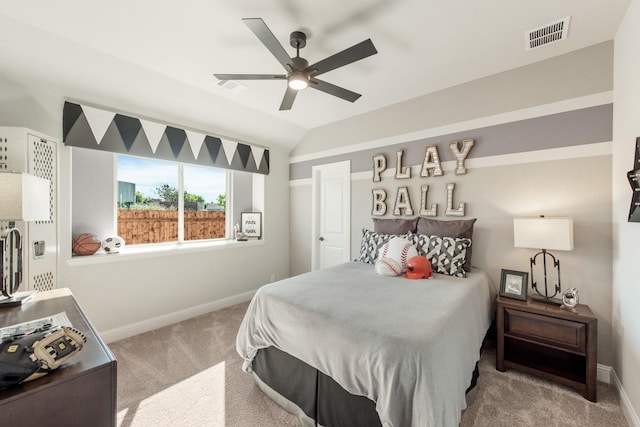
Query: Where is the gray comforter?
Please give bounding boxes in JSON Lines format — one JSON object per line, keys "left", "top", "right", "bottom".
{"left": 236, "top": 262, "right": 494, "bottom": 427}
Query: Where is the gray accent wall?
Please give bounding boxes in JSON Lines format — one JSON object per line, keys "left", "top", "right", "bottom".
{"left": 290, "top": 104, "right": 612, "bottom": 180}
{"left": 291, "top": 41, "right": 613, "bottom": 158}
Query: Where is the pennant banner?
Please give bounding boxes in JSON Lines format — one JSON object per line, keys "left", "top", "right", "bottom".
{"left": 62, "top": 101, "right": 269, "bottom": 175}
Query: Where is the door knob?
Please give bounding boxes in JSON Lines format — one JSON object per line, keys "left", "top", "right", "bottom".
{"left": 318, "top": 237, "right": 325, "bottom": 241}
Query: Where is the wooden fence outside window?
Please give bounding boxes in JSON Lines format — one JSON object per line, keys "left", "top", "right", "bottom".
{"left": 117, "top": 210, "right": 226, "bottom": 244}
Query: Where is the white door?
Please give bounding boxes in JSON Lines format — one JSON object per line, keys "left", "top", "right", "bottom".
{"left": 311, "top": 161, "right": 351, "bottom": 270}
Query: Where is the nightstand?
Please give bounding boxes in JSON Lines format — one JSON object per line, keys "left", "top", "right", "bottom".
{"left": 496, "top": 296, "right": 597, "bottom": 402}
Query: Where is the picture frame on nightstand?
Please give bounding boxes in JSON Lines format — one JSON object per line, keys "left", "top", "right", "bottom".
{"left": 499, "top": 269, "right": 528, "bottom": 301}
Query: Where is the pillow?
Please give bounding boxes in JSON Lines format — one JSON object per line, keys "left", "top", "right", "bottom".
{"left": 377, "top": 237, "right": 418, "bottom": 272}
{"left": 375, "top": 257, "right": 403, "bottom": 276}
{"left": 356, "top": 229, "right": 394, "bottom": 264}
{"left": 372, "top": 217, "right": 419, "bottom": 235}
{"left": 416, "top": 218, "right": 477, "bottom": 271}
{"left": 409, "top": 233, "right": 471, "bottom": 278}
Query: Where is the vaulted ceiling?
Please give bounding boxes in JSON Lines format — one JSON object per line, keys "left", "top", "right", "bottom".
{"left": 0, "top": 1, "right": 630, "bottom": 150}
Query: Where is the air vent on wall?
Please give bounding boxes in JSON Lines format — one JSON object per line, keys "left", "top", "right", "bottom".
{"left": 525, "top": 16, "right": 570, "bottom": 50}
{"left": 216, "top": 79, "right": 247, "bottom": 93}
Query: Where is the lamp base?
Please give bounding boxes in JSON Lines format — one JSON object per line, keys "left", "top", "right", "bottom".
{"left": 531, "top": 294, "right": 562, "bottom": 306}
{"left": 0, "top": 290, "right": 36, "bottom": 309}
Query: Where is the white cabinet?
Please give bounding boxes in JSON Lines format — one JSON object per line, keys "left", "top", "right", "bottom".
{"left": 0, "top": 127, "right": 58, "bottom": 291}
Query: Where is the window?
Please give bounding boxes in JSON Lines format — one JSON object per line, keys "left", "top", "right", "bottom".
{"left": 116, "top": 155, "right": 228, "bottom": 245}
{"left": 66, "top": 101, "right": 269, "bottom": 255}
{"left": 71, "top": 147, "right": 261, "bottom": 256}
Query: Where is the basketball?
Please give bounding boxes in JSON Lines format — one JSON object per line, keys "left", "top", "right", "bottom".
{"left": 72, "top": 233, "right": 102, "bottom": 256}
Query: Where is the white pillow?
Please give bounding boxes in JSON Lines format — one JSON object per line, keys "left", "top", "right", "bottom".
{"left": 375, "top": 257, "right": 403, "bottom": 276}
{"left": 376, "top": 237, "right": 418, "bottom": 273}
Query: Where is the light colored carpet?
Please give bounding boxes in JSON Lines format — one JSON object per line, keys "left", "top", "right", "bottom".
{"left": 110, "top": 302, "right": 628, "bottom": 426}
{"left": 459, "top": 346, "right": 628, "bottom": 427}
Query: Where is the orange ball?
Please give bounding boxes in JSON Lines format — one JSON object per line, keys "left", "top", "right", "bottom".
{"left": 72, "top": 233, "right": 101, "bottom": 256}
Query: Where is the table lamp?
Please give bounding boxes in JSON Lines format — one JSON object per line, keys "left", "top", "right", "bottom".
{"left": 513, "top": 216, "right": 574, "bottom": 305}
{"left": 0, "top": 172, "right": 50, "bottom": 305}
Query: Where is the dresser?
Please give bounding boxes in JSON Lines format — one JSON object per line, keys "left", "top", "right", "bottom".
{"left": 0, "top": 289, "right": 117, "bottom": 426}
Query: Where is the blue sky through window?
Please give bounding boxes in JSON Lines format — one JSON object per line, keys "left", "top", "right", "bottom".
{"left": 117, "top": 156, "right": 225, "bottom": 204}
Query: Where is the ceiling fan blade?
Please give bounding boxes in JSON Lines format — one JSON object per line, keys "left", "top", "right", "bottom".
{"left": 279, "top": 87, "right": 298, "bottom": 111}
{"left": 309, "top": 78, "right": 361, "bottom": 103}
{"left": 305, "top": 39, "right": 377, "bottom": 77}
{"left": 214, "top": 74, "right": 286, "bottom": 81}
{"left": 242, "top": 18, "right": 293, "bottom": 71}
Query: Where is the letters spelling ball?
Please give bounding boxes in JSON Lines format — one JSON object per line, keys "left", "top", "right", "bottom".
{"left": 72, "top": 233, "right": 102, "bottom": 256}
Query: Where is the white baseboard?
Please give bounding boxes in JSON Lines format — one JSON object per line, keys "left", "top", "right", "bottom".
{"left": 611, "top": 368, "right": 640, "bottom": 427}
{"left": 99, "top": 289, "right": 256, "bottom": 344}
{"left": 596, "top": 364, "right": 640, "bottom": 427}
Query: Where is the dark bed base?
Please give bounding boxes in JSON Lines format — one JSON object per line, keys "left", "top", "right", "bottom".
{"left": 252, "top": 346, "right": 480, "bottom": 427}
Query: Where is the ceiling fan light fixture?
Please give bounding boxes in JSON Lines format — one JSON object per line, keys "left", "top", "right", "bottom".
{"left": 288, "top": 71, "right": 309, "bottom": 90}
{"left": 215, "top": 18, "right": 377, "bottom": 109}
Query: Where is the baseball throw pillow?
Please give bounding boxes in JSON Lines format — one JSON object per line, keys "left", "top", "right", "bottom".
{"left": 376, "top": 237, "right": 418, "bottom": 274}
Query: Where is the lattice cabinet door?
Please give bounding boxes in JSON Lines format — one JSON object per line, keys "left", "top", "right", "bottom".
{"left": 0, "top": 127, "right": 58, "bottom": 291}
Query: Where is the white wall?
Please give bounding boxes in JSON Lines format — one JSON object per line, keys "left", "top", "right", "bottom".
{"left": 72, "top": 148, "right": 114, "bottom": 238}
{"left": 0, "top": 72, "right": 290, "bottom": 339}
{"left": 613, "top": 0, "right": 640, "bottom": 423}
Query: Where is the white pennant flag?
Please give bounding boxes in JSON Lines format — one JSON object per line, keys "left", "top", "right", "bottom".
{"left": 185, "top": 130, "right": 206, "bottom": 159}
{"left": 221, "top": 139, "right": 238, "bottom": 166}
{"left": 139, "top": 120, "right": 166, "bottom": 153}
{"left": 82, "top": 105, "right": 115, "bottom": 144}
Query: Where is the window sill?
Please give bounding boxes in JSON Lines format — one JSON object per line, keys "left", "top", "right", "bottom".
{"left": 66, "top": 238, "right": 264, "bottom": 266}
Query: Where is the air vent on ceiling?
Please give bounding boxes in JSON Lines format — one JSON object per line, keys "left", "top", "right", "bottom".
{"left": 525, "top": 16, "right": 570, "bottom": 50}
{"left": 216, "top": 79, "right": 247, "bottom": 94}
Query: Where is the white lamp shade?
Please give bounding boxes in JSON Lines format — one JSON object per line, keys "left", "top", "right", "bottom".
{"left": 0, "top": 172, "right": 50, "bottom": 221}
{"left": 513, "top": 217, "right": 574, "bottom": 251}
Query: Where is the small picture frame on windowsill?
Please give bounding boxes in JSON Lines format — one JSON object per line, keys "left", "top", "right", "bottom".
{"left": 241, "top": 212, "right": 262, "bottom": 239}
{"left": 499, "top": 269, "right": 529, "bottom": 301}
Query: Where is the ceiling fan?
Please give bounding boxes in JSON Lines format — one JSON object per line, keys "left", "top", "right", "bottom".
{"left": 214, "top": 18, "right": 378, "bottom": 111}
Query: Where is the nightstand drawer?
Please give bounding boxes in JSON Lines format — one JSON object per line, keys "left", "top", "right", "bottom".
{"left": 505, "top": 308, "right": 586, "bottom": 353}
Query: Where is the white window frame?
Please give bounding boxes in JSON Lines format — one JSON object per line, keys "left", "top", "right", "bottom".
{"left": 114, "top": 154, "right": 231, "bottom": 246}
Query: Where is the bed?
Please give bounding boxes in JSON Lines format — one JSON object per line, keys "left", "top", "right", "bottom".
{"left": 236, "top": 259, "right": 495, "bottom": 427}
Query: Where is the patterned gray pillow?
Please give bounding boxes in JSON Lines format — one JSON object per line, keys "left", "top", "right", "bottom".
{"left": 356, "top": 229, "right": 394, "bottom": 264}
{"left": 409, "top": 233, "right": 471, "bottom": 277}
{"left": 416, "top": 218, "right": 476, "bottom": 272}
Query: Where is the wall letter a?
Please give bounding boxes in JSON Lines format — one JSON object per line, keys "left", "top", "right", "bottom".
{"left": 393, "top": 186, "right": 414, "bottom": 216}
{"left": 420, "top": 145, "right": 443, "bottom": 178}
